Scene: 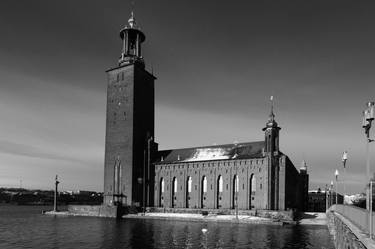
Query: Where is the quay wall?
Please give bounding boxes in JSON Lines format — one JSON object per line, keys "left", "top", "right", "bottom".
{"left": 68, "top": 205, "right": 122, "bottom": 218}
{"left": 326, "top": 205, "right": 375, "bottom": 249}
{"left": 148, "top": 207, "right": 295, "bottom": 221}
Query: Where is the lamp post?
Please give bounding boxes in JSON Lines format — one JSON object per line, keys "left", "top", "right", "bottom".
{"left": 234, "top": 142, "right": 239, "bottom": 220}
{"left": 362, "top": 102, "right": 375, "bottom": 211}
{"left": 147, "top": 136, "right": 153, "bottom": 208}
{"left": 53, "top": 175, "right": 60, "bottom": 212}
{"left": 335, "top": 170, "right": 339, "bottom": 204}
{"left": 330, "top": 181, "right": 334, "bottom": 207}
{"left": 325, "top": 184, "right": 329, "bottom": 210}
{"left": 143, "top": 149, "right": 146, "bottom": 215}
{"left": 371, "top": 180, "right": 373, "bottom": 239}
{"left": 342, "top": 151, "right": 348, "bottom": 204}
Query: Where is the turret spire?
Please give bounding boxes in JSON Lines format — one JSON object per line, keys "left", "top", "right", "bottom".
{"left": 269, "top": 96, "right": 275, "bottom": 122}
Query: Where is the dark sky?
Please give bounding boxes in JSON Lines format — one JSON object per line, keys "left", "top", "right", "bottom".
{"left": 1, "top": 0, "right": 375, "bottom": 193}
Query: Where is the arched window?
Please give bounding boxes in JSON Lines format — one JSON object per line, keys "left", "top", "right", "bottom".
{"left": 161, "top": 178, "right": 164, "bottom": 193}
{"left": 251, "top": 176, "right": 256, "bottom": 192}
{"left": 203, "top": 176, "right": 207, "bottom": 193}
{"left": 173, "top": 178, "right": 178, "bottom": 193}
{"left": 218, "top": 175, "right": 223, "bottom": 192}
{"left": 187, "top": 177, "right": 192, "bottom": 193}
{"left": 235, "top": 175, "right": 239, "bottom": 192}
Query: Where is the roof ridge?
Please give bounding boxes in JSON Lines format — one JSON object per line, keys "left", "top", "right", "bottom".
{"left": 158, "top": 140, "right": 264, "bottom": 152}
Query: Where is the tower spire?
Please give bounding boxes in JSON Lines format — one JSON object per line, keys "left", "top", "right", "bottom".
{"left": 269, "top": 96, "right": 275, "bottom": 122}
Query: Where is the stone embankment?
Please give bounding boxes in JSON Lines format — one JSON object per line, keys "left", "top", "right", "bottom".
{"left": 327, "top": 209, "right": 375, "bottom": 249}
{"left": 124, "top": 212, "right": 281, "bottom": 225}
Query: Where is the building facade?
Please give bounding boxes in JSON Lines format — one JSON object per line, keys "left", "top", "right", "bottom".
{"left": 308, "top": 189, "right": 343, "bottom": 212}
{"left": 153, "top": 117, "right": 307, "bottom": 211}
{"left": 103, "top": 13, "right": 309, "bottom": 211}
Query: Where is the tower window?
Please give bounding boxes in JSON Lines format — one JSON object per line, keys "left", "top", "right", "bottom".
{"left": 121, "top": 72, "right": 124, "bottom": 80}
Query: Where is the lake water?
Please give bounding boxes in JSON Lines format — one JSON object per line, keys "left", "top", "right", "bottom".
{"left": 0, "top": 205, "right": 334, "bottom": 249}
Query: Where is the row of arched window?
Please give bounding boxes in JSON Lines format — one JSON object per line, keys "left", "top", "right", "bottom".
{"left": 158, "top": 174, "right": 257, "bottom": 209}
{"left": 160, "top": 175, "right": 256, "bottom": 193}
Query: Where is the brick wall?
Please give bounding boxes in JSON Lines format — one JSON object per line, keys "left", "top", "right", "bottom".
{"left": 154, "top": 158, "right": 268, "bottom": 210}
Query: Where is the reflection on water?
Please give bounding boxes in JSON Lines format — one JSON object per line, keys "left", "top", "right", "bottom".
{"left": 0, "top": 205, "right": 334, "bottom": 249}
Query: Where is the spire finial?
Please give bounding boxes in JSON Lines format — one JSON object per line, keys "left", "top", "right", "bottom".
{"left": 128, "top": 11, "right": 136, "bottom": 28}
{"left": 269, "top": 96, "right": 275, "bottom": 121}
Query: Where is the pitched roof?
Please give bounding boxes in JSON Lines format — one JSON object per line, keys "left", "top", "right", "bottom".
{"left": 155, "top": 141, "right": 265, "bottom": 164}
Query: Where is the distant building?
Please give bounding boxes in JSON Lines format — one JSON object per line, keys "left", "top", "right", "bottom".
{"left": 308, "top": 189, "right": 343, "bottom": 212}
{"left": 103, "top": 13, "right": 309, "bottom": 211}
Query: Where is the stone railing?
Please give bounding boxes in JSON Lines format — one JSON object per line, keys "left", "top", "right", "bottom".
{"left": 327, "top": 205, "right": 375, "bottom": 249}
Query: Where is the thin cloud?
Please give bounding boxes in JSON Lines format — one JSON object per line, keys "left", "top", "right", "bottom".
{"left": 0, "top": 139, "right": 87, "bottom": 164}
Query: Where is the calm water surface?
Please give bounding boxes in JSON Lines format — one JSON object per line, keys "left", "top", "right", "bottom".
{"left": 0, "top": 205, "right": 334, "bottom": 249}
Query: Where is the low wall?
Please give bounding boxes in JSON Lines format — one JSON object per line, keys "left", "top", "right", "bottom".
{"left": 68, "top": 205, "right": 121, "bottom": 218}
{"left": 256, "top": 209, "right": 295, "bottom": 222}
{"left": 147, "top": 207, "right": 294, "bottom": 221}
{"left": 326, "top": 205, "right": 375, "bottom": 249}
{"left": 327, "top": 210, "right": 366, "bottom": 249}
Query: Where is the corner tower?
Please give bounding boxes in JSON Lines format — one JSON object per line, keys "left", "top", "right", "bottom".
{"left": 103, "top": 12, "right": 156, "bottom": 207}
{"left": 262, "top": 96, "right": 281, "bottom": 210}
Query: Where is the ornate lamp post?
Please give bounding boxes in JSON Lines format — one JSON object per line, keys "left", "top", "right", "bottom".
{"left": 335, "top": 170, "right": 339, "bottom": 204}
{"left": 362, "top": 102, "right": 375, "bottom": 211}
{"left": 147, "top": 136, "right": 153, "bottom": 208}
{"left": 234, "top": 142, "right": 239, "bottom": 220}
{"left": 53, "top": 175, "right": 60, "bottom": 212}
{"left": 330, "top": 181, "right": 334, "bottom": 207}
{"left": 325, "top": 184, "right": 329, "bottom": 210}
{"left": 342, "top": 151, "right": 348, "bottom": 204}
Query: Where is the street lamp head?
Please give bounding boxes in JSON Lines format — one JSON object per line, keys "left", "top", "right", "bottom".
{"left": 365, "top": 102, "right": 375, "bottom": 121}
{"left": 342, "top": 151, "right": 348, "bottom": 168}
{"left": 342, "top": 151, "right": 348, "bottom": 161}
{"left": 362, "top": 111, "right": 369, "bottom": 128}
{"left": 331, "top": 181, "right": 334, "bottom": 186}
{"left": 335, "top": 169, "right": 339, "bottom": 176}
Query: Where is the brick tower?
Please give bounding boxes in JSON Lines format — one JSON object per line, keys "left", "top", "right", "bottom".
{"left": 262, "top": 96, "right": 281, "bottom": 210}
{"left": 103, "top": 12, "right": 156, "bottom": 207}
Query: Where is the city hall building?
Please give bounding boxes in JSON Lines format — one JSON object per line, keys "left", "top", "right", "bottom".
{"left": 103, "top": 13, "right": 309, "bottom": 212}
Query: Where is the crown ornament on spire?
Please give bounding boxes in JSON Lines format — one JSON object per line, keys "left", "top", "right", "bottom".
{"left": 128, "top": 11, "right": 137, "bottom": 28}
